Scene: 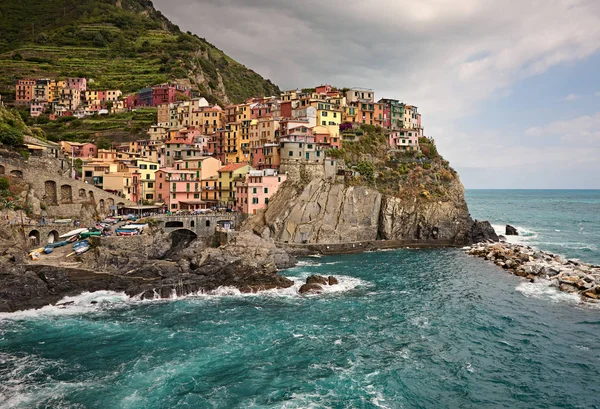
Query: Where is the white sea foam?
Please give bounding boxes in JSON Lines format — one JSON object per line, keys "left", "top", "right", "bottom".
{"left": 0, "top": 291, "right": 131, "bottom": 320}
{"left": 492, "top": 224, "right": 539, "bottom": 244}
{"left": 515, "top": 281, "right": 582, "bottom": 305}
{"left": 0, "top": 272, "right": 371, "bottom": 319}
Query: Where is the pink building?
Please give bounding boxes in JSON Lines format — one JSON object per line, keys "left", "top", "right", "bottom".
{"left": 236, "top": 169, "right": 287, "bottom": 214}
{"left": 30, "top": 102, "right": 47, "bottom": 117}
{"left": 156, "top": 168, "right": 202, "bottom": 211}
{"left": 65, "top": 77, "right": 87, "bottom": 91}
{"left": 389, "top": 130, "right": 420, "bottom": 151}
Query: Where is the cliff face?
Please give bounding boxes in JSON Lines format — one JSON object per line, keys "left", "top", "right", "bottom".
{"left": 251, "top": 175, "right": 479, "bottom": 245}
{"left": 247, "top": 131, "right": 496, "bottom": 246}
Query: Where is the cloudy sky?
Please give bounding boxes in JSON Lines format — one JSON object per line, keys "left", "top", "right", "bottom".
{"left": 154, "top": 0, "right": 600, "bottom": 188}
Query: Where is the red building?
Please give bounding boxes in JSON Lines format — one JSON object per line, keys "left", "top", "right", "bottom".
{"left": 151, "top": 84, "right": 191, "bottom": 106}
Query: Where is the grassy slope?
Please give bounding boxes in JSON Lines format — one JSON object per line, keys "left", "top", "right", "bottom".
{"left": 0, "top": 0, "right": 280, "bottom": 104}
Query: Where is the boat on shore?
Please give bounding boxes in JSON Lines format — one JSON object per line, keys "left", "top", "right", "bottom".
{"left": 59, "top": 228, "right": 88, "bottom": 239}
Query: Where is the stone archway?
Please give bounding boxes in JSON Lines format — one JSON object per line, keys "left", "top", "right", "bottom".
{"left": 47, "top": 230, "right": 59, "bottom": 244}
{"left": 28, "top": 230, "right": 41, "bottom": 246}
{"left": 117, "top": 202, "right": 125, "bottom": 207}
{"left": 190, "top": 220, "right": 195, "bottom": 228}
{"left": 60, "top": 184, "right": 73, "bottom": 203}
{"left": 44, "top": 180, "right": 58, "bottom": 205}
{"left": 108, "top": 198, "right": 115, "bottom": 207}
{"left": 88, "top": 190, "right": 95, "bottom": 201}
{"left": 99, "top": 199, "right": 105, "bottom": 213}
{"left": 10, "top": 169, "right": 23, "bottom": 178}
{"left": 0, "top": 164, "right": 5, "bottom": 175}
{"left": 79, "top": 188, "right": 87, "bottom": 198}
{"left": 165, "top": 221, "right": 184, "bottom": 228}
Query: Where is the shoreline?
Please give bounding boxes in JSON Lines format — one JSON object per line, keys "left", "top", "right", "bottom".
{"left": 277, "top": 239, "right": 463, "bottom": 256}
{"left": 465, "top": 242, "right": 600, "bottom": 304}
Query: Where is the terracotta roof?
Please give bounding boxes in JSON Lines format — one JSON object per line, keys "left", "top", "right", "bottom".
{"left": 218, "top": 163, "right": 248, "bottom": 172}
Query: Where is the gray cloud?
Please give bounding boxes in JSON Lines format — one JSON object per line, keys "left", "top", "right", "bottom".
{"left": 154, "top": 0, "right": 600, "bottom": 187}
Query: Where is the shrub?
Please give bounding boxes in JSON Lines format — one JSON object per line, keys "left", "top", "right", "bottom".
{"left": 356, "top": 161, "right": 375, "bottom": 181}
{"left": 0, "top": 177, "right": 9, "bottom": 191}
{"left": 0, "top": 124, "right": 24, "bottom": 147}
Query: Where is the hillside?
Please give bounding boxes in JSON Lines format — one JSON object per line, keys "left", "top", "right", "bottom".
{"left": 0, "top": 0, "right": 280, "bottom": 105}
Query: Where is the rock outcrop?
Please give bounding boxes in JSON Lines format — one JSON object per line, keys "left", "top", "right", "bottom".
{"left": 506, "top": 225, "right": 519, "bottom": 236}
{"left": 0, "top": 230, "right": 296, "bottom": 312}
{"left": 248, "top": 175, "right": 497, "bottom": 246}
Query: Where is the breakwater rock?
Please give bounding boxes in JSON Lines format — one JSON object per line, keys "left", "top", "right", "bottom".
{"left": 466, "top": 242, "right": 600, "bottom": 303}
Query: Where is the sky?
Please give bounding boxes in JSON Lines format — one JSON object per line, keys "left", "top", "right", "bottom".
{"left": 153, "top": 0, "right": 600, "bottom": 188}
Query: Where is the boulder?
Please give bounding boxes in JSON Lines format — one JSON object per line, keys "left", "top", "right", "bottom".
{"left": 306, "top": 275, "right": 329, "bottom": 285}
{"left": 505, "top": 225, "right": 519, "bottom": 236}
{"left": 328, "top": 276, "right": 339, "bottom": 285}
{"left": 299, "top": 283, "right": 323, "bottom": 294}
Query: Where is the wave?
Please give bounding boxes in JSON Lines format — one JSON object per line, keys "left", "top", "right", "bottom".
{"left": 0, "top": 291, "right": 131, "bottom": 321}
{"left": 0, "top": 274, "right": 372, "bottom": 320}
{"left": 0, "top": 352, "right": 89, "bottom": 409}
{"left": 515, "top": 281, "right": 590, "bottom": 306}
{"left": 491, "top": 224, "right": 538, "bottom": 243}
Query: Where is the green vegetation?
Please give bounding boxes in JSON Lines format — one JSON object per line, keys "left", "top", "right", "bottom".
{"left": 0, "top": 106, "right": 29, "bottom": 147}
{"left": 15, "top": 107, "right": 157, "bottom": 143}
{"left": 0, "top": 0, "right": 280, "bottom": 104}
{"left": 336, "top": 126, "right": 458, "bottom": 201}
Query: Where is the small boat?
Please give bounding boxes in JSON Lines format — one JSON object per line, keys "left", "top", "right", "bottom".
{"left": 116, "top": 228, "right": 140, "bottom": 236}
{"left": 29, "top": 247, "right": 44, "bottom": 255}
{"left": 75, "top": 245, "right": 90, "bottom": 255}
{"left": 73, "top": 240, "right": 89, "bottom": 250}
{"left": 43, "top": 240, "right": 70, "bottom": 254}
{"left": 30, "top": 251, "right": 40, "bottom": 260}
{"left": 60, "top": 228, "right": 88, "bottom": 239}
{"left": 80, "top": 230, "right": 102, "bottom": 239}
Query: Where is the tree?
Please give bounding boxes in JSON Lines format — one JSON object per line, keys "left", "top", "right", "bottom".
{"left": 356, "top": 161, "right": 375, "bottom": 181}
{"left": 0, "top": 124, "right": 24, "bottom": 147}
{"left": 96, "top": 137, "right": 112, "bottom": 150}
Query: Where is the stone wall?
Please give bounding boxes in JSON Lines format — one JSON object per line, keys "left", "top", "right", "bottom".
{"left": 0, "top": 156, "right": 134, "bottom": 222}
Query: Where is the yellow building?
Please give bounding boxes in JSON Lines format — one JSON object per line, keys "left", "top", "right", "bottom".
{"left": 217, "top": 163, "right": 252, "bottom": 206}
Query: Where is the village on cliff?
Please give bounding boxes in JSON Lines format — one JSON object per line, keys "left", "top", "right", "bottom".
{"left": 12, "top": 78, "right": 425, "bottom": 215}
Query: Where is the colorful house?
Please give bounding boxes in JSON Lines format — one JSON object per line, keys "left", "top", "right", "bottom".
{"left": 217, "top": 163, "right": 252, "bottom": 206}
{"left": 235, "top": 169, "right": 287, "bottom": 214}
{"left": 389, "top": 130, "right": 420, "bottom": 151}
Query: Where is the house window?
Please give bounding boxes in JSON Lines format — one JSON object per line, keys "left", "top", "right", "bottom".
{"left": 265, "top": 198, "right": 269, "bottom": 204}
{"left": 159, "top": 183, "right": 162, "bottom": 189}
{"left": 146, "top": 174, "right": 150, "bottom": 179}
{"left": 172, "top": 194, "right": 176, "bottom": 199}
{"left": 289, "top": 151, "right": 293, "bottom": 157}
{"left": 194, "top": 193, "right": 199, "bottom": 199}
{"left": 148, "top": 183, "right": 154, "bottom": 188}
{"left": 171, "top": 204, "right": 177, "bottom": 209}
{"left": 264, "top": 188, "right": 268, "bottom": 194}
{"left": 253, "top": 187, "right": 257, "bottom": 194}
{"left": 252, "top": 197, "right": 258, "bottom": 204}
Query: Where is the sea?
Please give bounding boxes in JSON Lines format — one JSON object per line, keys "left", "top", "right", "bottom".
{"left": 1, "top": 190, "right": 599, "bottom": 409}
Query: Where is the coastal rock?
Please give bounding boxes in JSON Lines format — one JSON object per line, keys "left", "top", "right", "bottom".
{"left": 0, "top": 229, "right": 297, "bottom": 312}
{"left": 464, "top": 241, "right": 600, "bottom": 304}
{"left": 306, "top": 275, "right": 329, "bottom": 285}
{"left": 328, "top": 276, "right": 339, "bottom": 285}
{"left": 246, "top": 173, "right": 498, "bottom": 246}
{"left": 505, "top": 225, "right": 519, "bottom": 236}
{"left": 299, "top": 283, "right": 323, "bottom": 294}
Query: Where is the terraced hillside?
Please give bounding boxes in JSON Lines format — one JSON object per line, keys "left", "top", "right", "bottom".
{"left": 0, "top": 0, "right": 280, "bottom": 105}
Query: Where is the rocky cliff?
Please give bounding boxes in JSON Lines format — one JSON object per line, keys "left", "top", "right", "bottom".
{"left": 248, "top": 129, "right": 496, "bottom": 246}
{"left": 0, "top": 229, "right": 296, "bottom": 312}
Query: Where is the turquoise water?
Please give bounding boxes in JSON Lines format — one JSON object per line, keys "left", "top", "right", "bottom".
{"left": 466, "top": 190, "right": 600, "bottom": 265}
{"left": 1, "top": 191, "right": 599, "bottom": 408}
